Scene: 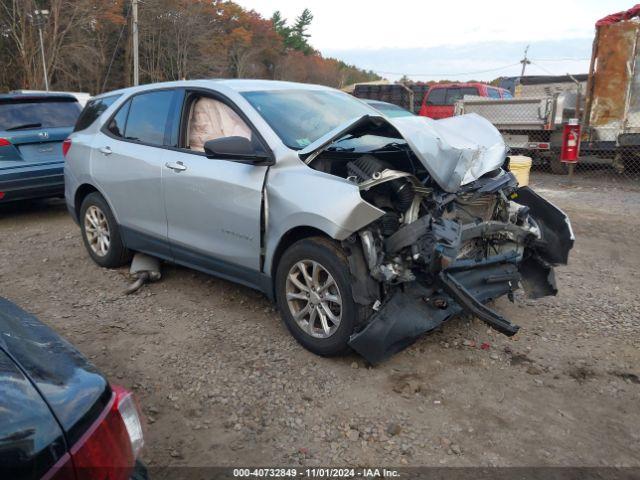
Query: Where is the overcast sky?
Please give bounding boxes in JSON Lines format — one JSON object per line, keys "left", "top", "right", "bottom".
{"left": 234, "top": 0, "right": 632, "bottom": 81}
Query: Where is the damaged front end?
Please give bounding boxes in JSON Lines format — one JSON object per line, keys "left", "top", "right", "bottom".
{"left": 304, "top": 114, "right": 574, "bottom": 364}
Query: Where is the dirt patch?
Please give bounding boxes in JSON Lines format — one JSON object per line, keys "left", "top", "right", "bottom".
{"left": 1, "top": 172, "right": 639, "bottom": 467}
{"left": 566, "top": 365, "right": 597, "bottom": 383}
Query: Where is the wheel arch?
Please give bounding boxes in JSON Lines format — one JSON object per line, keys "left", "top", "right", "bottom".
{"left": 74, "top": 184, "right": 99, "bottom": 222}
{"left": 268, "top": 226, "right": 332, "bottom": 297}
{"left": 74, "top": 183, "right": 121, "bottom": 225}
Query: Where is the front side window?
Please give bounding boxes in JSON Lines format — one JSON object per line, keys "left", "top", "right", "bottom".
{"left": 426, "top": 88, "right": 446, "bottom": 105}
{"left": 445, "top": 88, "right": 464, "bottom": 104}
{"left": 187, "top": 96, "right": 252, "bottom": 152}
{"left": 74, "top": 94, "right": 120, "bottom": 132}
{"left": 121, "top": 90, "right": 175, "bottom": 146}
{"left": 241, "top": 90, "right": 374, "bottom": 150}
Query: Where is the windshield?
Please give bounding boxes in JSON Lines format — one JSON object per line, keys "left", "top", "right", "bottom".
{"left": 241, "top": 89, "right": 375, "bottom": 150}
{"left": 0, "top": 99, "right": 81, "bottom": 131}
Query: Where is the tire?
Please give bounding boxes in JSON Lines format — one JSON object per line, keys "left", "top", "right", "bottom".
{"left": 275, "top": 237, "right": 365, "bottom": 357}
{"left": 79, "top": 192, "right": 131, "bottom": 268}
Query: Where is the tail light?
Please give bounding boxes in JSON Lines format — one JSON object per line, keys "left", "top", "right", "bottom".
{"left": 69, "top": 385, "right": 144, "bottom": 480}
{"left": 0, "top": 138, "right": 11, "bottom": 147}
{"left": 112, "top": 385, "right": 144, "bottom": 458}
{"left": 62, "top": 138, "right": 72, "bottom": 156}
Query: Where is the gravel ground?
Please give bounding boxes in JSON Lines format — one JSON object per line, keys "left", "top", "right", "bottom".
{"left": 1, "top": 172, "right": 639, "bottom": 467}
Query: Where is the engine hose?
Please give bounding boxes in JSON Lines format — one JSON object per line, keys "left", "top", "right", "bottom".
{"left": 392, "top": 180, "right": 415, "bottom": 211}
{"left": 349, "top": 155, "right": 415, "bottom": 212}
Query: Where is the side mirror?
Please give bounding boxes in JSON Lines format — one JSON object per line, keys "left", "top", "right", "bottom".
{"left": 203, "top": 136, "right": 273, "bottom": 165}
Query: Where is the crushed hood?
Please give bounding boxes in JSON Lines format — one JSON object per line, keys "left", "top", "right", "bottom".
{"left": 299, "top": 113, "right": 508, "bottom": 193}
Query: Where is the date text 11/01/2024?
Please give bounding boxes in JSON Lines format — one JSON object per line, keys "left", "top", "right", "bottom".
{"left": 232, "top": 468, "right": 401, "bottom": 478}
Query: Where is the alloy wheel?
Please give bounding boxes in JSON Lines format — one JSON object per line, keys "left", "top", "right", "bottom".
{"left": 285, "top": 260, "right": 342, "bottom": 338}
{"left": 84, "top": 205, "right": 111, "bottom": 257}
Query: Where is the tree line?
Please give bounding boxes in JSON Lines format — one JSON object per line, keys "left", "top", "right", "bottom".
{"left": 0, "top": 0, "right": 381, "bottom": 94}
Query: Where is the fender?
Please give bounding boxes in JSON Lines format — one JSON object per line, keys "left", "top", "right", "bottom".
{"left": 262, "top": 163, "right": 384, "bottom": 277}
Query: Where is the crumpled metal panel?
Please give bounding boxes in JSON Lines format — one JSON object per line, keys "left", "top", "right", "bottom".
{"left": 590, "top": 21, "right": 639, "bottom": 138}
{"left": 300, "top": 113, "right": 507, "bottom": 193}
{"left": 389, "top": 113, "right": 507, "bottom": 192}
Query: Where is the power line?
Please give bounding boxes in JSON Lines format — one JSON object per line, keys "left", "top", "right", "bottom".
{"left": 530, "top": 61, "right": 557, "bottom": 75}
{"left": 373, "top": 62, "right": 522, "bottom": 77}
{"left": 534, "top": 57, "right": 591, "bottom": 62}
{"left": 371, "top": 55, "right": 591, "bottom": 79}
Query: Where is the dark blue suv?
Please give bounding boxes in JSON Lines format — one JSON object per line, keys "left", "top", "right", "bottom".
{"left": 0, "top": 93, "right": 81, "bottom": 203}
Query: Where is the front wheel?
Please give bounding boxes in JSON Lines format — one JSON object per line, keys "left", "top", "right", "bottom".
{"left": 275, "top": 237, "right": 364, "bottom": 357}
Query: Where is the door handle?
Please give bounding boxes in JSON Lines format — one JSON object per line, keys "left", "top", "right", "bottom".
{"left": 165, "top": 161, "right": 187, "bottom": 172}
{"left": 99, "top": 146, "right": 112, "bottom": 155}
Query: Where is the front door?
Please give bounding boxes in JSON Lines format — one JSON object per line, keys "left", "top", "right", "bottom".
{"left": 162, "top": 90, "right": 269, "bottom": 288}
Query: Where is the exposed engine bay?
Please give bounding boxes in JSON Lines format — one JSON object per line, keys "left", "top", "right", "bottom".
{"left": 305, "top": 114, "right": 574, "bottom": 363}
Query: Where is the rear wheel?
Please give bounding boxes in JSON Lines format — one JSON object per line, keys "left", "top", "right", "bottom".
{"left": 275, "top": 237, "right": 364, "bottom": 356}
{"left": 79, "top": 192, "right": 131, "bottom": 268}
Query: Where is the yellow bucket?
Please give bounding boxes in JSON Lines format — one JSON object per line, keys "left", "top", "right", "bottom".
{"left": 509, "top": 155, "right": 532, "bottom": 186}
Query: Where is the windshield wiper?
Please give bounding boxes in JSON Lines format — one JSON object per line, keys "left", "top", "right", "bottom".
{"left": 5, "top": 122, "right": 43, "bottom": 131}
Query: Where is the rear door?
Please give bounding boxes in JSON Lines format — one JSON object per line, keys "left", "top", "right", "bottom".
{"left": 92, "top": 89, "right": 178, "bottom": 259}
{"left": 162, "top": 88, "right": 269, "bottom": 288}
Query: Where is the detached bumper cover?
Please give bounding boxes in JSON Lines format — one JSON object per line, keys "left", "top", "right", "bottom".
{"left": 349, "top": 263, "right": 518, "bottom": 364}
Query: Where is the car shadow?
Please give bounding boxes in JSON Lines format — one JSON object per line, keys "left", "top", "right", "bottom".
{"left": 0, "top": 198, "right": 68, "bottom": 219}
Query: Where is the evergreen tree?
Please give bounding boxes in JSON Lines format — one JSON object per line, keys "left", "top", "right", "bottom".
{"left": 270, "top": 8, "right": 315, "bottom": 55}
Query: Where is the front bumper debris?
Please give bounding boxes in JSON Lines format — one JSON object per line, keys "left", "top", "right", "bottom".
{"left": 349, "top": 262, "right": 519, "bottom": 364}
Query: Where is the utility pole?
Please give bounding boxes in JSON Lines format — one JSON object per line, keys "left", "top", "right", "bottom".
{"left": 32, "top": 9, "right": 50, "bottom": 91}
{"left": 132, "top": 0, "right": 139, "bottom": 86}
{"left": 520, "top": 45, "right": 531, "bottom": 78}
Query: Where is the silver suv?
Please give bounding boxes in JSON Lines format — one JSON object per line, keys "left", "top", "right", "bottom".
{"left": 65, "top": 80, "right": 573, "bottom": 363}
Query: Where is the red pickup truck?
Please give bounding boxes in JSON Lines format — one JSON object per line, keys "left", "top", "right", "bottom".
{"left": 419, "top": 82, "right": 512, "bottom": 119}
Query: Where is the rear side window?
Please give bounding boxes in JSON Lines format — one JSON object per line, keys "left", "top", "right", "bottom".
{"left": 426, "top": 88, "right": 446, "bottom": 105}
{"left": 74, "top": 94, "right": 120, "bottom": 132}
{"left": 461, "top": 87, "right": 479, "bottom": 97}
{"left": 0, "top": 98, "right": 80, "bottom": 130}
{"left": 107, "top": 100, "right": 131, "bottom": 138}
{"left": 122, "top": 90, "right": 175, "bottom": 146}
